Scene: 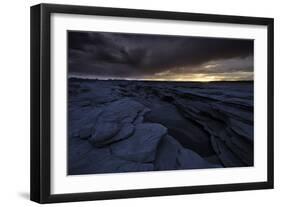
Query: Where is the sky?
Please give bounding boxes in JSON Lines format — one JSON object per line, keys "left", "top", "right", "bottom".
{"left": 68, "top": 31, "right": 253, "bottom": 82}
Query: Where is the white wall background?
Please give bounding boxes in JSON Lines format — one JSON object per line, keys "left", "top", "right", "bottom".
{"left": 0, "top": 0, "right": 279, "bottom": 206}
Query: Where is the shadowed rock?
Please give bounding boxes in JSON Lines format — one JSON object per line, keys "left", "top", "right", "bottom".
{"left": 68, "top": 78, "right": 253, "bottom": 175}
{"left": 69, "top": 145, "right": 154, "bottom": 175}
{"left": 155, "top": 135, "right": 221, "bottom": 170}
{"left": 111, "top": 123, "right": 167, "bottom": 162}
{"left": 89, "top": 98, "right": 149, "bottom": 147}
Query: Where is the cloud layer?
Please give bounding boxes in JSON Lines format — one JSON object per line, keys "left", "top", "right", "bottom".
{"left": 68, "top": 31, "right": 253, "bottom": 81}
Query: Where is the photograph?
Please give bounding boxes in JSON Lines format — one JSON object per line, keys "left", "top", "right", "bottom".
{"left": 30, "top": 3, "right": 274, "bottom": 203}
{"left": 67, "top": 31, "right": 254, "bottom": 175}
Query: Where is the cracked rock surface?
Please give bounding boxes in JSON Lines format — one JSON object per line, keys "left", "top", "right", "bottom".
{"left": 68, "top": 78, "right": 253, "bottom": 175}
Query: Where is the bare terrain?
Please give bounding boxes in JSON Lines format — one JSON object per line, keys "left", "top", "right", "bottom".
{"left": 68, "top": 78, "right": 253, "bottom": 175}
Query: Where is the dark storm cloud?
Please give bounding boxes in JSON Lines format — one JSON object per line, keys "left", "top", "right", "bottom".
{"left": 68, "top": 31, "right": 253, "bottom": 79}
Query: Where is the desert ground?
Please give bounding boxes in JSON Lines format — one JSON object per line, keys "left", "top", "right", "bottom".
{"left": 68, "top": 78, "right": 253, "bottom": 175}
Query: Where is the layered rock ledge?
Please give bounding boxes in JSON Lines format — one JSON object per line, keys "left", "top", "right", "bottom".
{"left": 68, "top": 78, "right": 253, "bottom": 175}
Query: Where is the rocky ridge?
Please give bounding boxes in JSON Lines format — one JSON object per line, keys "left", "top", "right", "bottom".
{"left": 68, "top": 79, "right": 253, "bottom": 175}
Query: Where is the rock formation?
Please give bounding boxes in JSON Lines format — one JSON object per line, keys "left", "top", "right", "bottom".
{"left": 68, "top": 78, "right": 253, "bottom": 175}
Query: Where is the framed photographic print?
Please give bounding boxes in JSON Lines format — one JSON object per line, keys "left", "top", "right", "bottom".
{"left": 30, "top": 3, "right": 274, "bottom": 203}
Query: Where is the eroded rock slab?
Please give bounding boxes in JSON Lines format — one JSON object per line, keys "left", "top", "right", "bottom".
{"left": 68, "top": 78, "right": 253, "bottom": 175}
{"left": 68, "top": 146, "right": 154, "bottom": 175}
{"left": 89, "top": 99, "right": 149, "bottom": 147}
{"left": 111, "top": 123, "right": 167, "bottom": 162}
{"left": 155, "top": 136, "right": 220, "bottom": 170}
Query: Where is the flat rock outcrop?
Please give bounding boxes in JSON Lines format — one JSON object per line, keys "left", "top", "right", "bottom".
{"left": 89, "top": 99, "right": 150, "bottom": 147}
{"left": 68, "top": 78, "right": 253, "bottom": 175}
{"left": 111, "top": 123, "right": 167, "bottom": 162}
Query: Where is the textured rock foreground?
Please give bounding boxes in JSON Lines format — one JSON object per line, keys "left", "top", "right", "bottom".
{"left": 68, "top": 78, "right": 253, "bottom": 175}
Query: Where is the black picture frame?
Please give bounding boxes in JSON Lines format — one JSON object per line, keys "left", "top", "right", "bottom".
{"left": 30, "top": 3, "right": 274, "bottom": 204}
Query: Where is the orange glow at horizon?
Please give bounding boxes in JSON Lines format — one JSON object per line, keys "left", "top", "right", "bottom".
{"left": 139, "top": 71, "right": 253, "bottom": 82}
{"left": 71, "top": 69, "right": 253, "bottom": 82}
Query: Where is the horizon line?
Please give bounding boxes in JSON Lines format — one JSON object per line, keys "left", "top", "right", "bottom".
{"left": 68, "top": 76, "right": 253, "bottom": 83}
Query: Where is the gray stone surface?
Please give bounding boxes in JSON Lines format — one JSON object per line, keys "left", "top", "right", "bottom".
{"left": 89, "top": 99, "right": 149, "bottom": 147}
{"left": 111, "top": 123, "right": 167, "bottom": 162}
{"left": 68, "top": 78, "right": 253, "bottom": 175}
{"left": 155, "top": 135, "right": 221, "bottom": 170}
